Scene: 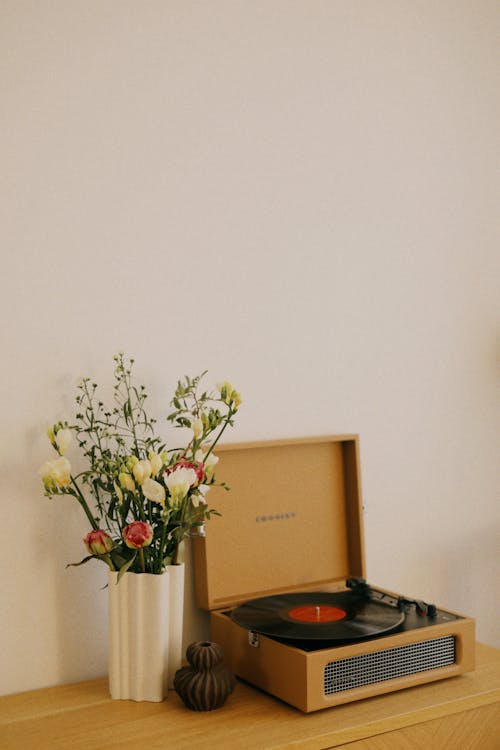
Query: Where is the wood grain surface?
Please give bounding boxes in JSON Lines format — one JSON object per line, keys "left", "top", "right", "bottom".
{"left": 1, "top": 643, "right": 499, "bottom": 750}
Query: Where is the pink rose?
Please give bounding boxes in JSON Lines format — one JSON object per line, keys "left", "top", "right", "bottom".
{"left": 84, "top": 529, "right": 114, "bottom": 555}
{"left": 123, "top": 521, "right": 153, "bottom": 549}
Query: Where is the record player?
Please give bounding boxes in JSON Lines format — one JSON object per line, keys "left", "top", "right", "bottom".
{"left": 193, "top": 435, "right": 475, "bottom": 712}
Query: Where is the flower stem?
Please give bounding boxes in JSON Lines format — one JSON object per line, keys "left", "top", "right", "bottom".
{"left": 139, "top": 548, "right": 145, "bottom": 573}
{"left": 157, "top": 521, "right": 168, "bottom": 574}
{"left": 71, "top": 479, "right": 98, "bottom": 529}
{"left": 203, "top": 408, "right": 234, "bottom": 462}
{"left": 103, "top": 553, "right": 116, "bottom": 571}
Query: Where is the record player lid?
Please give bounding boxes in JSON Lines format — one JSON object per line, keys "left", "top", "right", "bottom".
{"left": 193, "top": 435, "right": 366, "bottom": 611}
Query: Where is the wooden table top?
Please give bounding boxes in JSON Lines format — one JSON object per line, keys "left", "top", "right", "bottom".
{"left": 1, "top": 643, "right": 499, "bottom": 750}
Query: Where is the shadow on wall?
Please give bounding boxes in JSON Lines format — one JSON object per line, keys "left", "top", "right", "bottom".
{"left": 181, "top": 539, "right": 211, "bottom": 654}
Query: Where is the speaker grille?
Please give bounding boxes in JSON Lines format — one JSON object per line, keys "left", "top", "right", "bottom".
{"left": 324, "top": 635, "right": 456, "bottom": 695}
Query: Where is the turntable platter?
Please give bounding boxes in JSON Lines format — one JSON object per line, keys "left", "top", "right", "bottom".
{"left": 231, "top": 591, "right": 405, "bottom": 641}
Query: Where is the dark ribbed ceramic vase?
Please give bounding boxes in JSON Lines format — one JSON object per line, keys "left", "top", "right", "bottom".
{"left": 174, "top": 641, "right": 235, "bottom": 711}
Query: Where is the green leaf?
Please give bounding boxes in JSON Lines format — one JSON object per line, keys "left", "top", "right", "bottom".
{"left": 107, "top": 494, "right": 117, "bottom": 519}
{"left": 120, "top": 491, "right": 132, "bottom": 518}
{"left": 109, "top": 548, "right": 131, "bottom": 568}
{"left": 117, "top": 553, "right": 137, "bottom": 582}
{"left": 66, "top": 555, "right": 95, "bottom": 568}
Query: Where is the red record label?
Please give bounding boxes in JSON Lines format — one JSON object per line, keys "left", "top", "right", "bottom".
{"left": 288, "top": 605, "right": 346, "bottom": 623}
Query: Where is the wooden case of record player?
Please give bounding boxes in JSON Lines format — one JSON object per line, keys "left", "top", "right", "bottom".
{"left": 193, "top": 435, "right": 475, "bottom": 712}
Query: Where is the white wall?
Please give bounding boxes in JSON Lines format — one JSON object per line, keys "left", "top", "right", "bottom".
{"left": 1, "top": 1, "right": 498, "bottom": 696}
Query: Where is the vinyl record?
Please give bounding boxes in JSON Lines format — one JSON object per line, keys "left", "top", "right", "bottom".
{"left": 231, "top": 591, "right": 405, "bottom": 641}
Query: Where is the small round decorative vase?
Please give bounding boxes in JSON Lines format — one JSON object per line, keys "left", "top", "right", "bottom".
{"left": 174, "top": 641, "right": 236, "bottom": 711}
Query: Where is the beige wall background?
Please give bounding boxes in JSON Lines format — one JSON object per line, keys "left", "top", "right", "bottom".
{"left": 1, "top": 1, "right": 499, "bottom": 696}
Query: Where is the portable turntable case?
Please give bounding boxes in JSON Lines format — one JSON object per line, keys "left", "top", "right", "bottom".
{"left": 193, "top": 435, "right": 475, "bottom": 712}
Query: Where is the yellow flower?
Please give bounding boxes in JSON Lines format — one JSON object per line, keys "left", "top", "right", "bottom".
{"left": 205, "top": 452, "right": 219, "bottom": 478}
{"left": 119, "top": 472, "right": 136, "bottom": 494}
{"left": 55, "top": 428, "right": 72, "bottom": 456}
{"left": 113, "top": 481, "right": 124, "bottom": 503}
{"left": 148, "top": 451, "right": 163, "bottom": 477}
{"left": 126, "top": 455, "right": 139, "bottom": 472}
{"left": 39, "top": 457, "right": 72, "bottom": 492}
{"left": 218, "top": 381, "right": 242, "bottom": 408}
{"left": 132, "top": 459, "right": 152, "bottom": 486}
{"left": 218, "top": 381, "right": 234, "bottom": 404}
{"left": 192, "top": 418, "right": 203, "bottom": 439}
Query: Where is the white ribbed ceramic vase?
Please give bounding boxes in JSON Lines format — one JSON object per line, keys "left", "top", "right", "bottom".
{"left": 108, "top": 563, "right": 185, "bottom": 701}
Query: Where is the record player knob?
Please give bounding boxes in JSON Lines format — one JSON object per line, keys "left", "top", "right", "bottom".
{"left": 427, "top": 603, "right": 437, "bottom": 618}
{"left": 416, "top": 600, "right": 427, "bottom": 616}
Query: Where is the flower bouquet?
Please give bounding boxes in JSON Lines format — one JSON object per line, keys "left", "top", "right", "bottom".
{"left": 39, "top": 354, "right": 241, "bottom": 701}
{"left": 39, "top": 353, "right": 241, "bottom": 576}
